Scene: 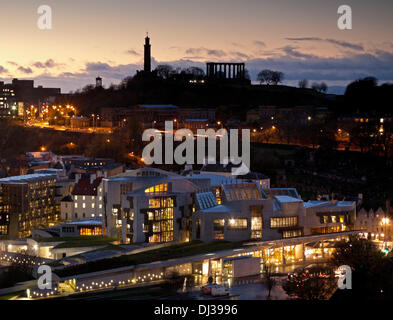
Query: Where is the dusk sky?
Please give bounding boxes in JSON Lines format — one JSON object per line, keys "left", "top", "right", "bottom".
{"left": 1, "top": 0, "right": 392, "bottom": 93}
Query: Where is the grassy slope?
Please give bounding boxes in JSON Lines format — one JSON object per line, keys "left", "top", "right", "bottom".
{"left": 56, "top": 240, "right": 244, "bottom": 277}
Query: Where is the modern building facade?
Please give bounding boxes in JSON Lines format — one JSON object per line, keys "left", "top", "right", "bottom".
{"left": 102, "top": 168, "right": 197, "bottom": 243}
{"left": 96, "top": 167, "right": 357, "bottom": 245}
{"left": 0, "top": 173, "right": 59, "bottom": 239}
{"left": 192, "top": 185, "right": 356, "bottom": 243}
{"left": 0, "top": 82, "right": 19, "bottom": 119}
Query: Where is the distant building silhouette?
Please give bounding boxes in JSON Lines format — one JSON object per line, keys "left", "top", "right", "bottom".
{"left": 96, "top": 77, "right": 103, "bottom": 88}
{"left": 0, "top": 79, "right": 61, "bottom": 119}
{"left": 144, "top": 34, "right": 151, "bottom": 73}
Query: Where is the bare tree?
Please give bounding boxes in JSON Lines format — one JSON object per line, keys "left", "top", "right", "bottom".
{"left": 311, "top": 82, "right": 328, "bottom": 93}
{"left": 263, "top": 264, "right": 276, "bottom": 299}
{"left": 271, "top": 71, "right": 284, "bottom": 85}
{"left": 298, "top": 79, "right": 309, "bottom": 88}
{"left": 257, "top": 70, "right": 284, "bottom": 85}
{"left": 320, "top": 82, "right": 328, "bottom": 93}
{"left": 182, "top": 66, "right": 205, "bottom": 77}
{"left": 311, "top": 82, "right": 321, "bottom": 91}
{"left": 155, "top": 64, "right": 174, "bottom": 79}
{"left": 257, "top": 70, "right": 273, "bottom": 85}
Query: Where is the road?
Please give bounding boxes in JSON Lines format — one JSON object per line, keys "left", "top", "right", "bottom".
{"left": 23, "top": 120, "right": 113, "bottom": 134}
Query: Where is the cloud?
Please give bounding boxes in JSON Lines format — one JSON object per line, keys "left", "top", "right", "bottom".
{"left": 7, "top": 61, "right": 19, "bottom": 66}
{"left": 325, "top": 39, "right": 364, "bottom": 51}
{"left": 32, "top": 59, "right": 61, "bottom": 69}
{"left": 231, "top": 51, "right": 249, "bottom": 60}
{"left": 85, "top": 62, "right": 113, "bottom": 72}
{"left": 253, "top": 41, "right": 266, "bottom": 47}
{"left": 185, "top": 47, "right": 227, "bottom": 58}
{"left": 6, "top": 47, "right": 392, "bottom": 94}
{"left": 286, "top": 37, "right": 364, "bottom": 51}
{"left": 0, "top": 66, "right": 8, "bottom": 74}
{"left": 244, "top": 50, "right": 393, "bottom": 83}
{"left": 125, "top": 49, "right": 140, "bottom": 56}
{"left": 18, "top": 66, "right": 33, "bottom": 74}
{"left": 286, "top": 37, "right": 322, "bottom": 41}
{"left": 280, "top": 45, "right": 318, "bottom": 59}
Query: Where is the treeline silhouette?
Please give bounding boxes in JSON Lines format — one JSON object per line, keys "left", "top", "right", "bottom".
{"left": 56, "top": 69, "right": 393, "bottom": 118}
{"left": 341, "top": 77, "right": 393, "bottom": 115}
{"left": 56, "top": 69, "right": 332, "bottom": 117}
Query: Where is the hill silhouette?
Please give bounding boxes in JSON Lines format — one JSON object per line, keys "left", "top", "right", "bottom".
{"left": 57, "top": 75, "right": 335, "bottom": 117}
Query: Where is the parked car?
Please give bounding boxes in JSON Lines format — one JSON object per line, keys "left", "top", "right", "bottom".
{"left": 201, "top": 283, "right": 229, "bottom": 296}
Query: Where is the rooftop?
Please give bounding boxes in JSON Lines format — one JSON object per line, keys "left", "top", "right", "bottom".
{"left": 304, "top": 200, "right": 356, "bottom": 209}
{"left": 275, "top": 195, "right": 302, "bottom": 203}
{"left": 0, "top": 173, "right": 56, "bottom": 184}
{"left": 138, "top": 104, "right": 178, "bottom": 110}
{"left": 72, "top": 176, "right": 103, "bottom": 196}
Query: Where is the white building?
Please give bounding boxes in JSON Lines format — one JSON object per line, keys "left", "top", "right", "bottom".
{"left": 61, "top": 173, "right": 104, "bottom": 221}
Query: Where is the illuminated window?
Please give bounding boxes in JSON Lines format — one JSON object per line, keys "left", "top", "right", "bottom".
{"left": 145, "top": 183, "right": 168, "bottom": 194}
{"left": 215, "top": 187, "right": 222, "bottom": 204}
{"left": 282, "top": 229, "right": 302, "bottom": 238}
{"left": 224, "top": 184, "right": 261, "bottom": 201}
{"left": 311, "top": 226, "right": 342, "bottom": 235}
{"left": 0, "top": 225, "right": 8, "bottom": 235}
{"left": 228, "top": 218, "right": 248, "bottom": 230}
{"left": 79, "top": 226, "right": 103, "bottom": 236}
{"left": 250, "top": 206, "right": 263, "bottom": 239}
{"left": 213, "top": 219, "right": 225, "bottom": 231}
{"left": 270, "top": 216, "right": 298, "bottom": 228}
{"left": 149, "top": 198, "right": 161, "bottom": 208}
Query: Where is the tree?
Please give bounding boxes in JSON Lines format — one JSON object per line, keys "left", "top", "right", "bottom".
{"left": 160, "top": 271, "right": 186, "bottom": 295}
{"left": 257, "top": 70, "right": 273, "bottom": 84}
{"left": 311, "top": 82, "right": 328, "bottom": 93}
{"left": 320, "top": 82, "right": 328, "bottom": 93}
{"left": 283, "top": 265, "right": 336, "bottom": 300}
{"left": 0, "top": 251, "right": 39, "bottom": 289}
{"left": 349, "top": 122, "right": 376, "bottom": 153}
{"left": 257, "top": 70, "right": 284, "bottom": 85}
{"left": 271, "top": 71, "right": 284, "bottom": 85}
{"left": 182, "top": 66, "right": 205, "bottom": 77}
{"left": 155, "top": 64, "right": 174, "bottom": 79}
{"left": 331, "top": 236, "right": 393, "bottom": 299}
{"left": 263, "top": 265, "right": 276, "bottom": 299}
{"left": 344, "top": 77, "right": 378, "bottom": 113}
{"left": 126, "top": 115, "right": 144, "bottom": 153}
{"left": 298, "top": 79, "right": 308, "bottom": 88}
